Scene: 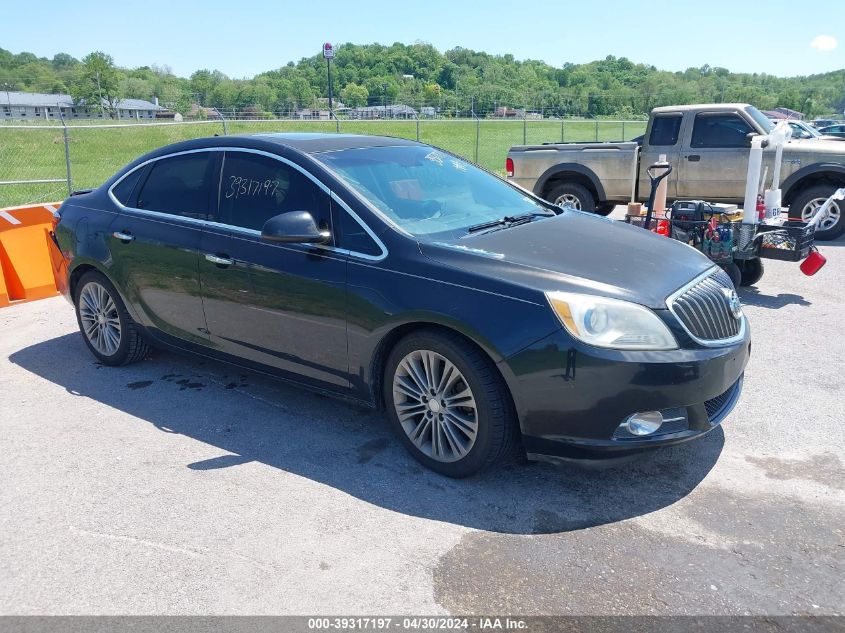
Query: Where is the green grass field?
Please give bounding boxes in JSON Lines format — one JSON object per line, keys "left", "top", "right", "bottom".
{"left": 0, "top": 119, "right": 646, "bottom": 208}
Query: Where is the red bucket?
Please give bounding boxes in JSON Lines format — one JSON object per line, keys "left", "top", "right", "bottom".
{"left": 800, "top": 248, "right": 826, "bottom": 276}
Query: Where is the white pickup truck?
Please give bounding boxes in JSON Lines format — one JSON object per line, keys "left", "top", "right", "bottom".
{"left": 506, "top": 103, "right": 845, "bottom": 240}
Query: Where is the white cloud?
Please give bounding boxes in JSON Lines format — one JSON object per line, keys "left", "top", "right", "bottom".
{"left": 810, "top": 35, "right": 838, "bottom": 52}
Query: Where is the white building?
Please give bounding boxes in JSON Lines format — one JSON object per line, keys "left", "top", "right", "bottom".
{"left": 0, "top": 91, "right": 164, "bottom": 121}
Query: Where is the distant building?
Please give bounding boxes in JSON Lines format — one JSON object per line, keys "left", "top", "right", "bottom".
{"left": 763, "top": 107, "right": 805, "bottom": 121}
{"left": 349, "top": 104, "right": 418, "bottom": 119}
{"left": 0, "top": 91, "right": 164, "bottom": 121}
{"left": 490, "top": 107, "right": 525, "bottom": 119}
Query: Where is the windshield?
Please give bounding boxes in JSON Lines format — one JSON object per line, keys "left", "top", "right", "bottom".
{"left": 314, "top": 145, "right": 555, "bottom": 239}
{"left": 746, "top": 106, "right": 775, "bottom": 133}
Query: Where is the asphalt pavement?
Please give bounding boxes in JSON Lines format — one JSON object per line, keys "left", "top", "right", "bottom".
{"left": 0, "top": 218, "right": 842, "bottom": 615}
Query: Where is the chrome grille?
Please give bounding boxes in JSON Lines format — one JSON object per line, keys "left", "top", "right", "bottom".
{"left": 669, "top": 268, "right": 743, "bottom": 344}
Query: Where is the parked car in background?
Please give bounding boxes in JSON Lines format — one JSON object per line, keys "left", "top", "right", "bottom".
{"left": 817, "top": 124, "right": 845, "bottom": 139}
{"left": 52, "top": 134, "right": 749, "bottom": 477}
{"left": 774, "top": 119, "right": 844, "bottom": 141}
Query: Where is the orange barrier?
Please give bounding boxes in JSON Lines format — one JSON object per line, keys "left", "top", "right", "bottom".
{"left": 0, "top": 202, "right": 62, "bottom": 308}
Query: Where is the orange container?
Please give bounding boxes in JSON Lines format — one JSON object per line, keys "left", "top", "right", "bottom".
{"left": 0, "top": 202, "right": 62, "bottom": 307}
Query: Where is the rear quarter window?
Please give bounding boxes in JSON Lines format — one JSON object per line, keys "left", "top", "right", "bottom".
{"left": 649, "top": 115, "right": 682, "bottom": 146}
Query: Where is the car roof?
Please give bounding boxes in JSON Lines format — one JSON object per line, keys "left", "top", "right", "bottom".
{"left": 230, "top": 132, "right": 422, "bottom": 153}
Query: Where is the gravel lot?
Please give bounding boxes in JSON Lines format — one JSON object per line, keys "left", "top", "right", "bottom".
{"left": 1, "top": 218, "right": 843, "bottom": 616}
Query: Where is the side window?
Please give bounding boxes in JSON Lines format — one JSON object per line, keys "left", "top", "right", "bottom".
{"left": 691, "top": 114, "right": 754, "bottom": 148}
{"left": 649, "top": 115, "right": 682, "bottom": 146}
{"left": 111, "top": 166, "right": 145, "bottom": 206}
{"left": 333, "top": 202, "right": 383, "bottom": 257}
{"left": 217, "top": 152, "right": 331, "bottom": 235}
{"left": 136, "top": 153, "right": 214, "bottom": 219}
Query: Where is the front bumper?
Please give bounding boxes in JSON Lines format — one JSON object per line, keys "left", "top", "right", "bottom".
{"left": 499, "top": 323, "right": 750, "bottom": 461}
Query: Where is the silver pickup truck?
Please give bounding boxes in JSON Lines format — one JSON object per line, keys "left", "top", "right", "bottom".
{"left": 506, "top": 103, "right": 845, "bottom": 239}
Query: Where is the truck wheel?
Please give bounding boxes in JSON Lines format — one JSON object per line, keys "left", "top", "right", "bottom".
{"left": 789, "top": 185, "right": 845, "bottom": 241}
{"left": 545, "top": 183, "right": 596, "bottom": 213}
{"left": 738, "top": 258, "right": 764, "bottom": 287}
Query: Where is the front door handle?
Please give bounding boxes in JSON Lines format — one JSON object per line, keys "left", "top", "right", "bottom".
{"left": 205, "top": 253, "right": 234, "bottom": 266}
{"left": 686, "top": 155, "right": 701, "bottom": 162}
{"left": 112, "top": 231, "right": 134, "bottom": 242}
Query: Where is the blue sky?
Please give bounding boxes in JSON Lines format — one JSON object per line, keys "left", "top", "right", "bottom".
{"left": 2, "top": 0, "right": 843, "bottom": 78}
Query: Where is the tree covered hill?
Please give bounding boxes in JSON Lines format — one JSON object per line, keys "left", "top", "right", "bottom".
{"left": 1, "top": 43, "right": 843, "bottom": 118}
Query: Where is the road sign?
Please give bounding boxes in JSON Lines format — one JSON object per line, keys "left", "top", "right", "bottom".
{"left": 323, "top": 43, "right": 334, "bottom": 59}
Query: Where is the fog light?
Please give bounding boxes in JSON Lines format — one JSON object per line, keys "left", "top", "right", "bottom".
{"left": 624, "top": 411, "right": 663, "bottom": 436}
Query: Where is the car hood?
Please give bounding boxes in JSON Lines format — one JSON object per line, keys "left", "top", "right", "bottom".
{"left": 419, "top": 211, "right": 715, "bottom": 309}
{"left": 784, "top": 138, "right": 845, "bottom": 155}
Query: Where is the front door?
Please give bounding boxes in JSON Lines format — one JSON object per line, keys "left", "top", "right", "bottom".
{"left": 199, "top": 150, "right": 350, "bottom": 390}
{"left": 678, "top": 111, "right": 754, "bottom": 201}
{"left": 108, "top": 151, "right": 216, "bottom": 345}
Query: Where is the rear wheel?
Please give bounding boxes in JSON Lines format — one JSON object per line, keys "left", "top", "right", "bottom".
{"left": 384, "top": 330, "right": 516, "bottom": 478}
{"left": 789, "top": 185, "right": 845, "bottom": 241}
{"left": 74, "top": 271, "right": 149, "bottom": 366}
{"left": 545, "top": 182, "right": 596, "bottom": 213}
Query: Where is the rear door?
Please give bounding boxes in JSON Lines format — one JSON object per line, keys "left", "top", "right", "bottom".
{"left": 678, "top": 111, "right": 754, "bottom": 200}
{"left": 639, "top": 112, "right": 683, "bottom": 202}
{"left": 108, "top": 150, "right": 217, "bottom": 345}
{"left": 198, "top": 149, "right": 350, "bottom": 389}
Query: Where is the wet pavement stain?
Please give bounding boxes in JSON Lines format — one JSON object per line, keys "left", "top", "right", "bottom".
{"left": 745, "top": 453, "right": 844, "bottom": 490}
{"left": 356, "top": 438, "right": 390, "bottom": 464}
{"left": 176, "top": 379, "right": 204, "bottom": 391}
{"left": 432, "top": 487, "right": 844, "bottom": 615}
{"left": 126, "top": 380, "right": 153, "bottom": 390}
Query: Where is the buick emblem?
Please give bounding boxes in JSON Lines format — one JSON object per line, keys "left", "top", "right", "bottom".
{"left": 722, "top": 288, "right": 742, "bottom": 319}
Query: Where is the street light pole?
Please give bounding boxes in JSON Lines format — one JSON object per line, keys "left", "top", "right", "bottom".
{"left": 382, "top": 83, "right": 388, "bottom": 119}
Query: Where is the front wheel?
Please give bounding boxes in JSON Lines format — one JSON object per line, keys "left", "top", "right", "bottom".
{"left": 789, "top": 185, "right": 845, "bottom": 241}
{"left": 74, "top": 271, "right": 150, "bottom": 366}
{"left": 384, "top": 330, "right": 516, "bottom": 478}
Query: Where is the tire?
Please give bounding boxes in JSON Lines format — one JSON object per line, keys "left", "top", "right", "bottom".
{"left": 719, "top": 262, "right": 742, "bottom": 289}
{"left": 595, "top": 202, "right": 617, "bottom": 217}
{"left": 738, "top": 258, "right": 764, "bottom": 287}
{"left": 545, "top": 182, "right": 596, "bottom": 213}
{"left": 383, "top": 330, "right": 517, "bottom": 478}
{"left": 788, "top": 184, "right": 845, "bottom": 241}
{"left": 74, "top": 270, "right": 150, "bottom": 366}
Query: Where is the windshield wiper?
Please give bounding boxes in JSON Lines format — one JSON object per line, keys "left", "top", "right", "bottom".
{"left": 466, "top": 212, "right": 551, "bottom": 234}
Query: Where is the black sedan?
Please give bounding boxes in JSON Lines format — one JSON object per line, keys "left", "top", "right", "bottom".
{"left": 53, "top": 134, "right": 750, "bottom": 477}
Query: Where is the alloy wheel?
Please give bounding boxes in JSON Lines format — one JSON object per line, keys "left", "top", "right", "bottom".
{"left": 79, "top": 282, "right": 122, "bottom": 357}
{"left": 554, "top": 193, "right": 582, "bottom": 209}
{"left": 801, "top": 198, "right": 841, "bottom": 231}
{"left": 392, "top": 349, "right": 479, "bottom": 463}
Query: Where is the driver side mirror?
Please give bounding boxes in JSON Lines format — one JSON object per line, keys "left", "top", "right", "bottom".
{"left": 746, "top": 132, "right": 769, "bottom": 148}
{"left": 261, "top": 211, "right": 331, "bottom": 244}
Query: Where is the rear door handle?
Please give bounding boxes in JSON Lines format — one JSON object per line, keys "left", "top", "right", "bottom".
{"left": 686, "top": 155, "right": 701, "bottom": 162}
{"left": 205, "top": 253, "right": 234, "bottom": 266}
{"left": 112, "top": 231, "right": 134, "bottom": 242}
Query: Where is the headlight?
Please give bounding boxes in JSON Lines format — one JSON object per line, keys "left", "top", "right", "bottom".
{"left": 546, "top": 291, "right": 678, "bottom": 350}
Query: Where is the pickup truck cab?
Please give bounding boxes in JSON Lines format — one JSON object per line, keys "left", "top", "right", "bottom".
{"left": 507, "top": 103, "right": 845, "bottom": 240}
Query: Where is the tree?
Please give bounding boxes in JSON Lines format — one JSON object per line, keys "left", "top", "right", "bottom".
{"left": 71, "top": 51, "right": 122, "bottom": 118}
{"left": 340, "top": 82, "right": 368, "bottom": 107}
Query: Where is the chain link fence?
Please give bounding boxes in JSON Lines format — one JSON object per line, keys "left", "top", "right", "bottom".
{"left": 0, "top": 117, "right": 646, "bottom": 208}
